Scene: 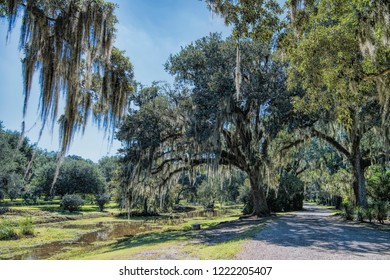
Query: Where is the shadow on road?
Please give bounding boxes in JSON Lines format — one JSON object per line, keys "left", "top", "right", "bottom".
{"left": 249, "top": 203, "right": 390, "bottom": 257}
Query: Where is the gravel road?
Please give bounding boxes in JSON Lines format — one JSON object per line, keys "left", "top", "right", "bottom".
{"left": 236, "top": 203, "right": 390, "bottom": 260}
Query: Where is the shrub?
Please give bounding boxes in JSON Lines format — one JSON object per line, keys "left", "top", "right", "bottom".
{"left": 373, "top": 201, "right": 388, "bottom": 224}
{"left": 60, "top": 194, "right": 84, "bottom": 212}
{"left": 95, "top": 193, "right": 110, "bottom": 211}
{"left": 0, "top": 219, "right": 18, "bottom": 240}
{"left": 0, "top": 207, "right": 10, "bottom": 215}
{"left": 355, "top": 206, "right": 365, "bottom": 222}
{"left": 366, "top": 167, "right": 390, "bottom": 202}
{"left": 22, "top": 185, "right": 41, "bottom": 205}
{"left": 85, "top": 194, "right": 95, "bottom": 205}
{"left": 342, "top": 202, "right": 355, "bottom": 220}
{"left": 19, "top": 216, "right": 34, "bottom": 236}
{"left": 364, "top": 206, "right": 375, "bottom": 223}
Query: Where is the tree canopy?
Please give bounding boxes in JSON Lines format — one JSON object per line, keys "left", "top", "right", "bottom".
{"left": 117, "top": 34, "right": 302, "bottom": 216}
{"left": 33, "top": 156, "right": 105, "bottom": 197}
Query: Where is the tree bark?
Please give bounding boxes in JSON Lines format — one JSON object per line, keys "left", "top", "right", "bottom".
{"left": 350, "top": 120, "right": 368, "bottom": 207}
{"left": 143, "top": 198, "right": 148, "bottom": 214}
{"left": 175, "top": 188, "right": 183, "bottom": 204}
{"left": 351, "top": 152, "right": 368, "bottom": 207}
{"left": 249, "top": 174, "right": 270, "bottom": 217}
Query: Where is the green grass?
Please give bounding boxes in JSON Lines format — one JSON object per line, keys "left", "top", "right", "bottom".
{"left": 322, "top": 205, "right": 337, "bottom": 209}
{"left": 181, "top": 222, "right": 266, "bottom": 259}
{"left": 9, "top": 204, "right": 102, "bottom": 212}
{"left": 315, "top": 204, "right": 341, "bottom": 215}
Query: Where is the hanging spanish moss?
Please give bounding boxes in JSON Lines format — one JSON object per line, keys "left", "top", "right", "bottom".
{"left": 4, "top": 0, "right": 134, "bottom": 157}
{"left": 358, "top": 0, "right": 390, "bottom": 58}
{"left": 235, "top": 45, "right": 242, "bottom": 100}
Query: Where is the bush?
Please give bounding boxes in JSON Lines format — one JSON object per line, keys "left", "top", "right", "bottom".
{"left": 60, "top": 194, "right": 84, "bottom": 212}
{"left": 0, "top": 207, "right": 10, "bottom": 215}
{"left": 373, "top": 201, "right": 388, "bottom": 224}
{"left": 0, "top": 219, "right": 18, "bottom": 240}
{"left": 342, "top": 202, "right": 355, "bottom": 220}
{"left": 22, "top": 185, "right": 41, "bottom": 205}
{"left": 364, "top": 206, "right": 375, "bottom": 223}
{"left": 95, "top": 193, "right": 110, "bottom": 211}
{"left": 366, "top": 167, "right": 390, "bottom": 201}
{"left": 355, "top": 206, "right": 365, "bottom": 222}
{"left": 19, "top": 216, "right": 34, "bottom": 236}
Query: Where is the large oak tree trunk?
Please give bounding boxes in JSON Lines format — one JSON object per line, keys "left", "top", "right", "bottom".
{"left": 350, "top": 123, "right": 368, "bottom": 207}
{"left": 249, "top": 174, "right": 270, "bottom": 217}
{"left": 351, "top": 153, "right": 368, "bottom": 207}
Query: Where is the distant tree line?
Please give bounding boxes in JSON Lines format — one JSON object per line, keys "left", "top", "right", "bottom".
{"left": 0, "top": 121, "right": 119, "bottom": 211}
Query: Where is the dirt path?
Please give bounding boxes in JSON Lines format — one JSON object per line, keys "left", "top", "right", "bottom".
{"left": 236, "top": 203, "right": 390, "bottom": 259}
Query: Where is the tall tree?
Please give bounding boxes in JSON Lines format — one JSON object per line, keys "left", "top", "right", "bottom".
{"left": 118, "top": 34, "right": 296, "bottom": 217}
{"left": 33, "top": 156, "right": 105, "bottom": 197}
{"left": 0, "top": 123, "right": 33, "bottom": 199}
{"left": 282, "top": 0, "right": 390, "bottom": 206}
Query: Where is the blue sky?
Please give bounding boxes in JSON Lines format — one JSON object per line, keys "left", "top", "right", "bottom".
{"left": 0, "top": 0, "right": 231, "bottom": 162}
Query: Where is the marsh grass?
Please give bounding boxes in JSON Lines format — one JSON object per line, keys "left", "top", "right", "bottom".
{"left": 18, "top": 216, "right": 34, "bottom": 236}
{"left": 0, "top": 216, "right": 35, "bottom": 242}
{"left": 0, "top": 219, "right": 18, "bottom": 240}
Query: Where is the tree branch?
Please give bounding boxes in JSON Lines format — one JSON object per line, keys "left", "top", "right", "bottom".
{"left": 311, "top": 128, "right": 351, "bottom": 158}
{"left": 20, "top": 2, "right": 58, "bottom": 22}
{"left": 296, "top": 166, "right": 308, "bottom": 177}
{"left": 280, "top": 138, "right": 306, "bottom": 152}
{"left": 221, "top": 129, "right": 248, "bottom": 170}
{"left": 362, "top": 68, "right": 390, "bottom": 81}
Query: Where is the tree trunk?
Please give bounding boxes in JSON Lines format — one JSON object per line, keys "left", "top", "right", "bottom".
{"left": 350, "top": 122, "right": 368, "bottom": 207}
{"left": 351, "top": 153, "right": 368, "bottom": 207}
{"left": 249, "top": 175, "right": 270, "bottom": 217}
{"left": 143, "top": 198, "right": 148, "bottom": 214}
{"left": 175, "top": 188, "right": 183, "bottom": 204}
